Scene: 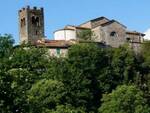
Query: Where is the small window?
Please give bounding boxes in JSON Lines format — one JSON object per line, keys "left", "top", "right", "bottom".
{"left": 56, "top": 48, "right": 60, "bottom": 55}
{"left": 110, "top": 31, "right": 118, "bottom": 37}
{"left": 126, "top": 37, "right": 131, "bottom": 42}
{"left": 36, "top": 17, "right": 40, "bottom": 26}
{"left": 35, "top": 30, "right": 38, "bottom": 35}
{"left": 21, "top": 18, "right": 26, "bottom": 27}
{"left": 32, "top": 16, "right": 36, "bottom": 24}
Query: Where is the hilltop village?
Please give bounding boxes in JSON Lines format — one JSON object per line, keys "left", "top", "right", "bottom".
{"left": 19, "top": 6, "right": 145, "bottom": 56}
{"left": 0, "top": 5, "right": 150, "bottom": 113}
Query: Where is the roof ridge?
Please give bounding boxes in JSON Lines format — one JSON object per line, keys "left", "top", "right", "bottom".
{"left": 101, "top": 19, "right": 127, "bottom": 28}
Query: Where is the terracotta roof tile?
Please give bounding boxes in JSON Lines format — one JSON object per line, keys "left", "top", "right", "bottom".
{"left": 65, "top": 25, "right": 91, "bottom": 30}
{"left": 36, "top": 39, "right": 75, "bottom": 48}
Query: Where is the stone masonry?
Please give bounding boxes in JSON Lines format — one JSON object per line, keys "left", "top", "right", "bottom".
{"left": 18, "top": 6, "right": 145, "bottom": 56}
{"left": 19, "top": 6, "right": 44, "bottom": 44}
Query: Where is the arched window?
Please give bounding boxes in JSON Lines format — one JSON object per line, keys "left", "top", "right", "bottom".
{"left": 110, "top": 31, "right": 118, "bottom": 37}
{"left": 21, "top": 18, "right": 26, "bottom": 27}
{"left": 35, "top": 17, "right": 40, "bottom": 26}
{"left": 32, "top": 16, "right": 35, "bottom": 24}
{"left": 31, "top": 16, "right": 40, "bottom": 26}
{"left": 21, "top": 19, "right": 23, "bottom": 27}
{"left": 23, "top": 18, "right": 25, "bottom": 26}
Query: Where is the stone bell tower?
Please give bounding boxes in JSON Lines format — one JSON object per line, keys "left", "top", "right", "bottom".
{"left": 19, "top": 6, "right": 45, "bottom": 44}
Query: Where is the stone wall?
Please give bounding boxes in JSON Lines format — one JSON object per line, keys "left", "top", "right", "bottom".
{"left": 126, "top": 33, "right": 142, "bottom": 43}
{"left": 27, "top": 8, "right": 45, "bottom": 43}
{"left": 92, "top": 26, "right": 106, "bottom": 42}
{"left": 19, "top": 6, "right": 44, "bottom": 44}
{"left": 47, "top": 48, "right": 68, "bottom": 57}
{"left": 100, "top": 22, "right": 127, "bottom": 47}
{"left": 19, "top": 8, "right": 28, "bottom": 43}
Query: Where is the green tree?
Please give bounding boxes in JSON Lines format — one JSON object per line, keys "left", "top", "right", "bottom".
{"left": 44, "top": 43, "right": 139, "bottom": 112}
{"left": 99, "top": 85, "right": 150, "bottom": 113}
{"left": 1, "top": 33, "right": 148, "bottom": 113}
{"left": 142, "top": 41, "right": 150, "bottom": 65}
{"left": 77, "top": 29, "right": 96, "bottom": 41}
{"left": 0, "top": 34, "right": 14, "bottom": 113}
{"left": 111, "top": 46, "right": 137, "bottom": 84}
{"left": 28, "top": 79, "right": 66, "bottom": 113}
{"left": 0, "top": 34, "right": 14, "bottom": 71}
{"left": 141, "top": 41, "right": 150, "bottom": 74}
{"left": 0, "top": 34, "right": 14, "bottom": 58}
{"left": 67, "top": 43, "right": 107, "bottom": 112}
{"left": 0, "top": 71, "right": 13, "bottom": 113}
{"left": 138, "top": 41, "right": 150, "bottom": 105}
{"left": 48, "top": 105, "right": 85, "bottom": 113}
{"left": 44, "top": 43, "right": 112, "bottom": 112}
{"left": 0, "top": 40, "right": 50, "bottom": 112}
{"left": 7, "top": 68, "right": 34, "bottom": 113}
{"left": 10, "top": 46, "right": 49, "bottom": 77}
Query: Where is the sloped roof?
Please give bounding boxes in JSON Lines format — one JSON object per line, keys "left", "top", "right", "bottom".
{"left": 101, "top": 19, "right": 127, "bottom": 28}
{"left": 65, "top": 25, "right": 91, "bottom": 30}
{"left": 36, "top": 39, "right": 75, "bottom": 48}
{"left": 126, "top": 31, "right": 145, "bottom": 36}
{"left": 90, "top": 16, "right": 110, "bottom": 22}
{"left": 79, "top": 16, "right": 110, "bottom": 26}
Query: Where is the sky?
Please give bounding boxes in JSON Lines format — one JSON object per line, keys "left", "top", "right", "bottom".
{"left": 0, "top": 0, "right": 150, "bottom": 44}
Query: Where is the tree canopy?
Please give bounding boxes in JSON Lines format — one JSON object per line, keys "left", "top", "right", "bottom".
{"left": 99, "top": 85, "right": 150, "bottom": 113}
{"left": 0, "top": 35, "right": 150, "bottom": 113}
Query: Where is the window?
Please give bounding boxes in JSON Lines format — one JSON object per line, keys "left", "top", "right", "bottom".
{"left": 31, "top": 16, "right": 40, "bottom": 26}
{"left": 110, "top": 31, "right": 118, "bottom": 37}
{"left": 35, "top": 30, "right": 38, "bottom": 35}
{"left": 56, "top": 48, "right": 60, "bottom": 55}
{"left": 35, "top": 17, "right": 40, "bottom": 26}
{"left": 21, "top": 18, "right": 25, "bottom": 27}
{"left": 32, "top": 16, "right": 35, "bottom": 24}
{"left": 126, "top": 37, "right": 131, "bottom": 42}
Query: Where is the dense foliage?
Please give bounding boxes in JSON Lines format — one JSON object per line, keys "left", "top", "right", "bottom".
{"left": 0, "top": 34, "right": 150, "bottom": 113}
{"left": 99, "top": 85, "right": 150, "bottom": 113}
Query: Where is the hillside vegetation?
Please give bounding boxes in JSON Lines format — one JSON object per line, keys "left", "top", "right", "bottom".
{"left": 0, "top": 34, "right": 150, "bottom": 113}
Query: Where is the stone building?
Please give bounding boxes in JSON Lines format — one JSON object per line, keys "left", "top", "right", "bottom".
{"left": 36, "top": 39, "right": 74, "bottom": 57}
{"left": 79, "top": 17, "right": 145, "bottom": 48}
{"left": 19, "top": 6, "right": 45, "bottom": 44}
{"left": 19, "top": 6, "right": 145, "bottom": 56}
